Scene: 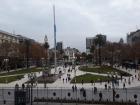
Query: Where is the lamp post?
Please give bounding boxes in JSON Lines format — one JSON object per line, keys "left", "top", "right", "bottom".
{"left": 112, "top": 74, "right": 116, "bottom": 102}
{"left": 29, "top": 73, "right": 36, "bottom": 105}
{"left": 74, "top": 66, "right": 76, "bottom": 84}
{"left": 41, "top": 58, "right": 45, "bottom": 70}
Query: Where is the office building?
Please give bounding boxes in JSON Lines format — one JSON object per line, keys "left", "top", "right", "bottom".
{"left": 86, "top": 37, "right": 95, "bottom": 54}
{"left": 56, "top": 41, "right": 63, "bottom": 51}
{"left": 127, "top": 29, "right": 140, "bottom": 45}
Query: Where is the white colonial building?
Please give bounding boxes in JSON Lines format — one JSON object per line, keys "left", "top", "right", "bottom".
{"left": 0, "top": 29, "right": 35, "bottom": 44}
{"left": 64, "top": 47, "right": 80, "bottom": 63}
{"left": 0, "top": 30, "right": 19, "bottom": 44}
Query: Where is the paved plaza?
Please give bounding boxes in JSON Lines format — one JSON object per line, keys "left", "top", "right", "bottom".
{"left": 0, "top": 65, "right": 140, "bottom": 89}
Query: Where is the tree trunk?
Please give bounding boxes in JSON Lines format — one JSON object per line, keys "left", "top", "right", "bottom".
{"left": 99, "top": 46, "right": 101, "bottom": 66}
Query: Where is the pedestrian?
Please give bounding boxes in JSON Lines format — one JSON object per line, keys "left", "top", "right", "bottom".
{"left": 80, "top": 87, "right": 84, "bottom": 93}
{"left": 82, "top": 80, "right": 84, "bottom": 85}
{"left": 63, "top": 78, "right": 64, "bottom": 83}
{"left": 22, "top": 84, "right": 25, "bottom": 89}
{"left": 128, "top": 77, "right": 131, "bottom": 85}
{"left": 99, "top": 91, "right": 102, "bottom": 101}
{"left": 132, "top": 76, "right": 134, "bottom": 82}
{"left": 135, "top": 75, "right": 137, "bottom": 78}
{"left": 123, "top": 83, "right": 125, "bottom": 89}
{"left": 83, "top": 90, "right": 86, "bottom": 98}
{"left": 94, "top": 87, "right": 97, "bottom": 94}
{"left": 107, "top": 80, "right": 110, "bottom": 84}
{"left": 66, "top": 78, "right": 67, "bottom": 83}
{"left": 72, "top": 85, "right": 74, "bottom": 92}
{"left": 113, "top": 89, "right": 116, "bottom": 101}
{"left": 75, "top": 85, "right": 77, "bottom": 91}
{"left": 67, "top": 77, "right": 69, "bottom": 81}
{"left": 105, "top": 84, "right": 107, "bottom": 90}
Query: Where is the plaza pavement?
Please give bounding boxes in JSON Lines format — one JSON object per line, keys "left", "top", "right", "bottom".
{"left": 0, "top": 65, "right": 140, "bottom": 89}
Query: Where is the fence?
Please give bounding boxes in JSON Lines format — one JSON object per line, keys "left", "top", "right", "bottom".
{"left": 0, "top": 87, "right": 139, "bottom": 105}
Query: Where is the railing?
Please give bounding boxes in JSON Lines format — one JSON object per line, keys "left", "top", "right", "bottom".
{"left": 0, "top": 87, "right": 139, "bottom": 105}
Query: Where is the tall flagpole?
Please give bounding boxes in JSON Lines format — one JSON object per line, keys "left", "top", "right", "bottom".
{"left": 53, "top": 4, "right": 57, "bottom": 73}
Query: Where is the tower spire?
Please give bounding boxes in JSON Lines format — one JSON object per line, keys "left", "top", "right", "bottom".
{"left": 44, "top": 35, "right": 48, "bottom": 43}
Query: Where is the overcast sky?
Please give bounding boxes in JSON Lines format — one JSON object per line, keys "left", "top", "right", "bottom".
{"left": 0, "top": 0, "right": 140, "bottom": 51}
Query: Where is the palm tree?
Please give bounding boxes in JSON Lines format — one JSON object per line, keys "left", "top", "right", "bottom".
{"left": 94, "top": 34, "right": 106, "bottom": 66}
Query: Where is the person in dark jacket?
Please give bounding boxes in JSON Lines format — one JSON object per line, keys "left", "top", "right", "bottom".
{"left": 99, "top": 91, "right": 102, "bottom": 101}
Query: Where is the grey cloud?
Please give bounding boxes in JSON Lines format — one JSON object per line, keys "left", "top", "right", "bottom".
{"left": 0, "top": 0, "right": 140, "bottom": 51}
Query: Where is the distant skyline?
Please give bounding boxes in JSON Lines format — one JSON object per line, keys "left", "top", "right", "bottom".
{"left": 0, "top": 0, "right": 140, "bottom": 51}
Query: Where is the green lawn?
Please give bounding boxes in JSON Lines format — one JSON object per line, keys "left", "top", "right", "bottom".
{"left": 0, "top": 75, "right": 24, "bottom": 83}
{"left": 71, "top": 74, "right": 113, "bottom": 83}
{"left": 80, "top": 66, "right": 132, "bottom": 76}
{"left": 0, "top": 68, "right": 43, "bottom": 76}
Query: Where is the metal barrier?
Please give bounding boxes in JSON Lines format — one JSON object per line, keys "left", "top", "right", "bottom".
{"left": 0, "top": 87, "right": 139, "bottom": 105}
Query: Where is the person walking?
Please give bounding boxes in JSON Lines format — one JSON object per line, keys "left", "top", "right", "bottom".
{"left": 128, "top": 77, "right": 131, "bottom": 85}
{"left": 75, "top": 85, "right": 77, "bottom": 91}
{"left": 123, "top": 83, "right": 125, "bottom": 89}
{"left": 83, "top": 89, "right": 86, "bottom": 98}
{"left": 105, "top": 84, "right": 107, "bottom": 90}
{"left": 72, "top": 85, "right": 74, "bottom": 92}
{"left": 99, "top": 91, "right": 102, "bottom": 101}
{"left": 94, "top": 87, "right": 97, "bottom": 94}
{"left": 82, "top": 80, "right": 84, "bottom": 85}
{"left": 66, "top": 78, "right": 67, "bottom": 83}
{"left": 63, "top": 78, "right": 64, "bottom": 83}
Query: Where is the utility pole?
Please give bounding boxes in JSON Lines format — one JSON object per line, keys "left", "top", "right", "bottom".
{"left": 53, "top": 4, "right": 57, "bottom": 73}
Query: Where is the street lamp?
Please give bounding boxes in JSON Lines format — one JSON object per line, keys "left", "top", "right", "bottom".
{"left": 111, "top": 74, "right": 116, "bottom": 102}
{"left": 28, "top": 73, "right": 37, "bottom": 105}
{"left": 74, "top": 65, "right": 76, "bottom": 85}
{"left": 41, "top": 58, "right": 45, "bottom": 70}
